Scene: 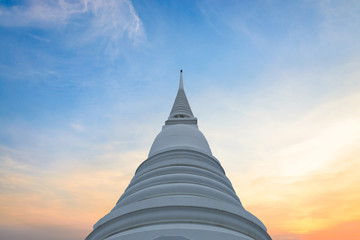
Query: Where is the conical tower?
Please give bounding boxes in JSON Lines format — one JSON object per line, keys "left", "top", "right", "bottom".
{"left": 86, "top": 71, "right": 271, "bottom": 240}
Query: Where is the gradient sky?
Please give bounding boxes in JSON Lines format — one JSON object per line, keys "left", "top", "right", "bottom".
{"left": 1, "top": 1, "right": 360, "bottom": 240}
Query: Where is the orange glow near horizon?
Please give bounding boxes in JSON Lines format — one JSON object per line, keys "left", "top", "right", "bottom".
{"left": 1, "top": 148, "right": 359, "bottom": 240}
{"left": 232, "top": 148, "right": 360, "bottom": 240}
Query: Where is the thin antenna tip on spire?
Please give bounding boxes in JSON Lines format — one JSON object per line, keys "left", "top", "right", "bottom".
{"left": 179, "top": 69, "right": 184, "bottom": 90}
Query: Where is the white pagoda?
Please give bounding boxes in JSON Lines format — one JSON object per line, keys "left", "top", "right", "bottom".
{"left": 86, "top": 70, "right": 271, "bottom": 240}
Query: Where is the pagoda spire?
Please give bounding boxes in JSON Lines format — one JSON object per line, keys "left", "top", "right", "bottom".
{"left": 168, "top": 70, "right": 194, "bottom": 118}
{"left": 166, "top": 70, "right": 197, "bottom": 125}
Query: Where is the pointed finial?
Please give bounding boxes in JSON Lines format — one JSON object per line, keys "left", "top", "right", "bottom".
{"left": 179, "top": 69, "right": 184, "bottom": 90}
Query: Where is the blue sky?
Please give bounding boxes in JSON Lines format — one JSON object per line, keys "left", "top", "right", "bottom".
{"left": 1, "top": 1, "right": 360, "bottom": 240}
{"left": 0, "top": 0, "right": 357, "bottom": 124}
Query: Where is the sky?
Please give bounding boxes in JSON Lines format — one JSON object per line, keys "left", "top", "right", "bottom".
{"left": 0, "top": 0, "right": 359, "bottom": 239}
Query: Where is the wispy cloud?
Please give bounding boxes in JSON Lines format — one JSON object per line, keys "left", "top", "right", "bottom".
{"left": 0, "top": 140, "right": 145, "bottom": 234}
{"left": 240, "top": 151, "right": 360, "bottom": 233}
{"left": 0, "top": 0, "right": 145, "bottom": 55}
{"left": 318, "top": 0, "right": 360, "bottom": 43}
{"left": 206, "top": 88, "right": 360, "bottom": 236}
{"left": 0, "top": 0, "right": 86, "bottom": 27}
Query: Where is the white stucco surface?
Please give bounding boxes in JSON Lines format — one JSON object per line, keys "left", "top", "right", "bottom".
{"left": 105, "top": 223, "right": 256, "bottom": 240}
{"left": 148, "top": 124, "right": 212, "bottom": 157}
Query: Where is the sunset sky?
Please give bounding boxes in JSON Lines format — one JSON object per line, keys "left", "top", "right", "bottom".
{"left": 0, "top": 0, "right": 360, "bottom": 240}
